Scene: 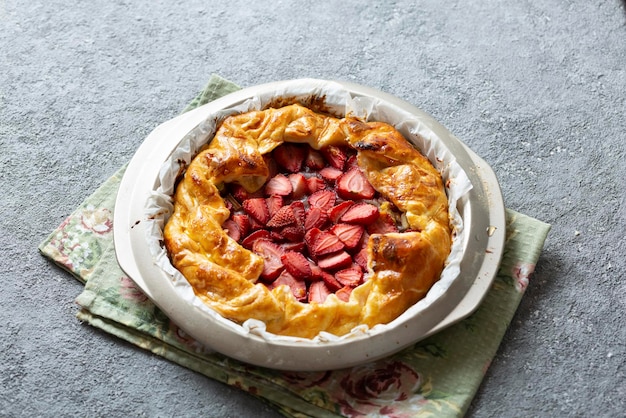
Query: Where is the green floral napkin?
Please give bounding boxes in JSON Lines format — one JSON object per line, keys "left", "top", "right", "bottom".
{"left": 39, "top": 75, "right": 551, "bottom": 418}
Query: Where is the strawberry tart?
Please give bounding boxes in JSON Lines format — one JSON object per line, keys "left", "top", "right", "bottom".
{"left": 163, "top": 103, "right": 452, "bottom": 338}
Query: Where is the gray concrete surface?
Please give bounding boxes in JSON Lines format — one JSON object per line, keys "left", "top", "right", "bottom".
{"left": 1, "top": 0, "right": 625, "bottom": 416}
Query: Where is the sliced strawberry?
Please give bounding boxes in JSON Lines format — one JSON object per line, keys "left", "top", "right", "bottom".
{"left": 335, "top": 266, "right": 363, "bottom": 287}
{"left": 264, "top": 154, "right": 279, "bottom": 179}
{"left": 367, "top": 212, "right": 399, "bottom": 234}
{"left": 319, "top": 166, "right": 343, "bottom": 182}
{"left": 281, "top": 251, "right": 313, "bottom": 280}
{"left": 336, "top": 166, "right": 376, "bottom": 200}
{"left": 305, "top": 149, "right": 326, "bottom": 170}
{"left": 280, "top": 241, "right": 306, "bottom": 253}
{"left": 280, "top": 225, "right": 305, "bottom": 242}
{"left": 308, "top": 190, "right": 336, "bottom": 213}
{"left": 308, "top": 281, "right": 332, "bottom": 304}
{"left": 308, "top": 230, "right": 345, "bottom": 258}
{"left": 273, "top": 143, "right": 306, "bottom": 173}
{"left": 290, "top": 200, "right": 306, "bottom": 228}
{"left": 265, "top": 195, "right": 284, "bottom": 218}
{"left": 340, "top": 203, "right": 380, "bottom": 225}
{"left": 320, "top": 271, "right": 342, "bottom": 292}
{"left": 330, "top": 223, "right": 365, "bottom": 250}
{"left": 265, "top": 174, "right": 293, "bottom": 196}
{"left": 358, "top": 230, "right": 370, "bottom": 248}
{"left": 328, "top": 200, "right": 354, "bottom": 223}
{"left": 247, "top": 216, "right": 265, "bottom": 232}
{"left": 223, "top": 219, "right": 241, "bottom": 242}
{"left": 230, "top": 183, "right": 263, "bottom": 202}
{"left": 306, "top": 176, "right": 326, "bottom": 194}
{"left": 269, "top": 270, "right": 307, "bottom": 301}
{"left": 304, "top": 227, "right": 322, "bottom": 250}
{"left": 354, "top": 247, "right": 369, "bottom": 271}
{"left": 242, "top": 197, "right": 270, "bottom": 225}
{"left": 253, "top": 239, "right": 285, "bottom": 282}
{"left": 317, "top": 250, "right": 352, "bottom": 271}
{"left": 321, "top": 145, "right": 348, "bottom": 170}
{"left": 241, "top": 229, "right": 271, "bottom": 249}
{"left": 304, "top": 207, "right": 328, "bottom": 230}
{"left": 270, "top": 230, "right": 285, "bottom": 241}
{"left": 335, "top": 286, "right": 353, "bottom": 302}
{"left": 310, "top": 262, "right": 324, "bottom": 281}
{"left": 346, "top": 154, "right": 359, "bottom": 168}
{"left": 267, "top": 205, "right": 296, "bottom": 228}
{"left": 232, "top": 214, "right": 250, "bottom": 238}
{"left": 288, "top": 173, "right": 308, "bottom": 199}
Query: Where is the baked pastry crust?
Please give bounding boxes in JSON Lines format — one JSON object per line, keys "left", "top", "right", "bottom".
{"left": 163, "top": 104, "right": 451, "bottom": 338}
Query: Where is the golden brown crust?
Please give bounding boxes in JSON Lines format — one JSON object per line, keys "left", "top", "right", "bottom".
{"left": 163, "top": 104, "right": 451, "bottom": 338}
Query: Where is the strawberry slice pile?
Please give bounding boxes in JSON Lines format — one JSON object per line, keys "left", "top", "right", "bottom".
{"left": 221, "top": 143, "right": 402, "bottom": 304}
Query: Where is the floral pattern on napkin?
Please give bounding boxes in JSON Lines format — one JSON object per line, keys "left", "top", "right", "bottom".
{"left": 39, "top": 74, "right": 551, "bottom": 418}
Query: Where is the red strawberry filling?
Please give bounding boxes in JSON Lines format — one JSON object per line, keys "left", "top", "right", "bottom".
{"left": 221, "top": 142, "right": 405, "bottom": 304}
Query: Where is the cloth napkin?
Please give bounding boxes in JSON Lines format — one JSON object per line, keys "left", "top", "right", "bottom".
{"left": 39, "top": 74, "right": 551, "bottom": 418}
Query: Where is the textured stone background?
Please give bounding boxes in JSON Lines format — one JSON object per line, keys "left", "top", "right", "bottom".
{"left": 1, "top": 0, "right": 625, "bottom": 416}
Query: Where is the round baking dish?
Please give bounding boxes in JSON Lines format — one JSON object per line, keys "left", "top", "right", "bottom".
{"left": 114, "top": 79, "right": 505, "bottom": 371}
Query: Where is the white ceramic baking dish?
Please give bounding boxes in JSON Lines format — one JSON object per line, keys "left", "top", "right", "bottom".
{"left": 114, "top": 79, "right": 506, "bottom": 371}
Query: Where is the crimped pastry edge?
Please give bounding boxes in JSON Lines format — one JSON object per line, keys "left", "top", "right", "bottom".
{"left": 145, "top": 80, "right": 472, "bottom": 343}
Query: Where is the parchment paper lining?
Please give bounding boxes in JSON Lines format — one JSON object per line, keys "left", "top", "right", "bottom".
{"left": 145, "top": 80, "right": 472, "bottom": 344}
